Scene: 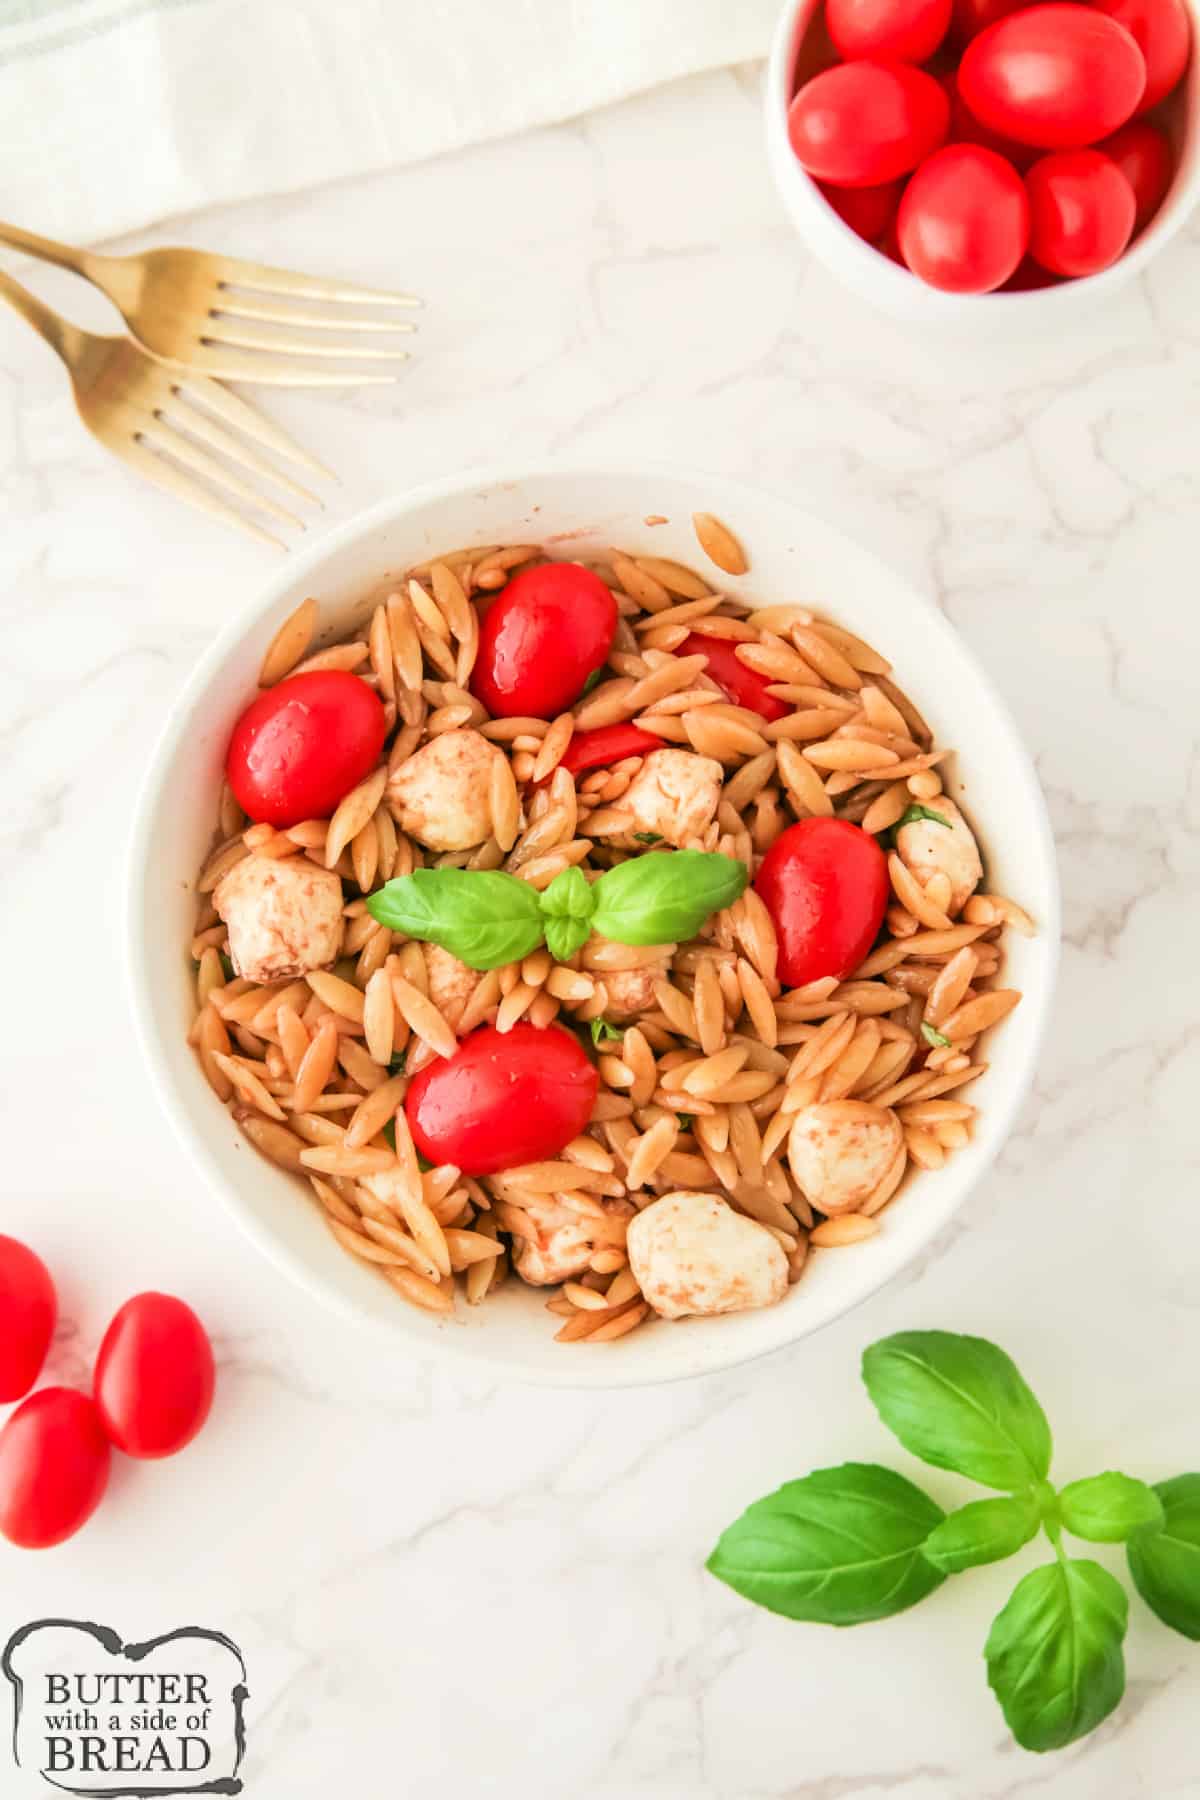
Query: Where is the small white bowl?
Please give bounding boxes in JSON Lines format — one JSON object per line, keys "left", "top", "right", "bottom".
{"left": 128, "top": 466, "right": 1059, "bottom": 1388}
{"left": 765, "top": 0, "right": 1200, "bottom": 325}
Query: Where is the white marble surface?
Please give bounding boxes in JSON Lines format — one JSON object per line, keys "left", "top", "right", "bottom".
{"left": 2, "top": 61, "right": 1200, "bottom": 1800}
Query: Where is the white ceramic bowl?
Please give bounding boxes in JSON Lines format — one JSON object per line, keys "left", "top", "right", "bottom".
{"left": 765, "top": 0, "right": 1200, "bottom": 326}
{"left": 128, "top": 466, "right": 1059, "bottom": 1388}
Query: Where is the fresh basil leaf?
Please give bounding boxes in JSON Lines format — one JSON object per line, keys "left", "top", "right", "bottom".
{"left": 581, "top": 667, "right": 605, "bottom": 695}
{"left": 382, "top": 1119, "right": 395, "bottom": 1149}
{"left": 590, "top": 1018, "right": 625, "bottom": 1046}
{"left": 540, "top": 864, "right": 595, "bottom": 923}
{"left": 1060, "top": 1473, "right": 1163, "bottom": 1543}
{"left": 540, "top": 866, "right": 596, "bottom": 962}
{"left": 897, "top": 805, "right": 951, "bottom": 830}
{"left": 862, "top": 1331, "right": 1053, "bottom": 1492}
{"left": 923, "top": 1493, "right": 1041, "bottom": 1574}
{"left": 676, "top": 1113, "right": 694, "bottom": 1129}
{"left": 543, "top": 915, "right": 589, "bottom": 962}
{"left": 1127, "top": 1474, "right": 1200, "bottom": 1639}
{"left": 366, "top": 868, "right": 544, "bottom": 970}
{"left": 220, "top": 952, "right": 235, "bottom": 979}
{"left": 388, "top": 1049, "right": 408, "bottom": 1075}
{"left": 591, "top": 850, "right": 748, "bottom": 946}
{"left": 708, "top": 1463, "right": 946, "bottom": 1627}
{"left": 921, "top": 1022, "right": 952, "bottom": 1049}
{"left": 985, "top": 1559, "right": 1128, "bottom": 1752}
{"left": 632, "top": 831, "right": 663, "bottom": 844}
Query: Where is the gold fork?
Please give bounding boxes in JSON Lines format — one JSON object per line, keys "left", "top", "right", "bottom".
{"left": 0, "top": 269, "right": 328, "bottom": 547}
{"left": 0, "top": 221, "right": 419, "bottom": 385}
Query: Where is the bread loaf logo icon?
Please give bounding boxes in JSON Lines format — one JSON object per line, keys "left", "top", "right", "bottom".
{"left": 2, "top": 1621, "right": 248, "bottom": 1796}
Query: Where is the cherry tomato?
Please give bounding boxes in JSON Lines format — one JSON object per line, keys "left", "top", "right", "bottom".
{"left": 1026, "top": 148, "right": 1137, "bottom": 273}
{"left": 93, "top": 1294, "right": 215, "bottom": 1460}
{"left": 1092, "top": 0, "right": 1190, "bottom": 109}
{"left": 406, "top": 1023, "right": 598, "bottom": 1177}
{"left": 754, "top": 817, "right": 889, "bottom": 988}
{"left": 818, "top": 179, "right": 907, "bottom": 244}
{"left": 471, "top": 563, "right": 616, "bottom": 719}
{"left": 559, "top": 723, "right": 665, "bottom": 778}
{"left": 1098, "top": 119, "right": 1174, "bottom": 228}
{"left": 0, "top": 1236, "right": 56, "bottom": 1403}
{"left": 226, "top": 670, "right": 386, "bottom": 830}
{"left": 788, "top": 62, "right": 951, "bottom": 186}
{"left": 0, "top": 1389, "right": 110, "bottom": 1549}
{"left": 959, "top": 6, "right": 1147, "bottom": 148}
{"left": 826, "top": 0, "right": 952, "bottom": 62}
{"left": 677, "top": 632, "right": 790, "bottom": 722}
{"left": 898, "top": 144, "right": 1030, "bottom": 291}
{"left": 952, "top": 0, "right": 1030, "bottom": 42}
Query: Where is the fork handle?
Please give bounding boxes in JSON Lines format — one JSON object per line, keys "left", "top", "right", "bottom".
{"left": 0, "top": 269, "right": 86, "bottom": 364}
{"left": 0, "top": 220, "right": 95, "bottom": 277}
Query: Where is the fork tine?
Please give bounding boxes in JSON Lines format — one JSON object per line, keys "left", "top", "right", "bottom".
{"left": 214, "top": 258, "right": 421, "bottom": 307}
{"left": 163, "top": 393, "right": 322, "bottom": 508}
{"left": 175, "top": 373, "right": 336, "bottom": 482}
{"left": 202, "top": 324, "right": 411, "bottom": 362}
{"left": 212, "top": 300, "right": 418, "bottom": 334}
{"left": 140, "top": 419, "right": 307, "bottom": 531}
{"left": 172, "top": 343, "right": 402, "bottom": 386}
{"left": 121, "top": 439, "right": 284, "bottom": 550}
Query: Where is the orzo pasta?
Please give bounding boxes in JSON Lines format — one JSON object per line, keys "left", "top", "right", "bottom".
{"left": 190, "top": 521, "right": 1031, "bottom": 1345}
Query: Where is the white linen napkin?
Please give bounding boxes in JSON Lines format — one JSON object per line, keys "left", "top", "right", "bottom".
{"left": 3, "top": 0, "right": 779, "bottom": 244}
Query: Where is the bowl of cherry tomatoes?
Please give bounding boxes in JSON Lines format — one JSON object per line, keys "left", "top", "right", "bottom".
{"left": 765, "top": 0, "right": 1198, "bottom": 314}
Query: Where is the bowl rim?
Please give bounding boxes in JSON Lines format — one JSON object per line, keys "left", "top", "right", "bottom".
{"left": 763, "top": 0, "right": 1200, "bottom": 313}
{"left": 126, "top": 460, "right": 1061, "bottom": 1389}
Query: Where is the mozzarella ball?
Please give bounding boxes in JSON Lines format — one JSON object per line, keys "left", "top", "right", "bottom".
{"left": 386, "top": 729, "right": 509, "bottom": 852}
{"left": 423, "top": 944, "right": 481, "bottom": 1033}
{"left": 610, "top": 749, "right": 722, "bottom": 848}
{"left": 787, "top": 1101, "right": 904, "bottom": 1216}
{"left": 214, "top": 852, "right": 343, "bottom": 985}
{"left": 627, "top": 1190, "right": 788, "bottom": 1319}
{"left": 896, "top": 799, "right": 982, "bottom": 916}
{"left": 499, "top": 1193, "right": 633, "bottom": 1287}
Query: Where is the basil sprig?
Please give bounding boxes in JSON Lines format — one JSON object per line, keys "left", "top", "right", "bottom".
{"left": 709, "top": 1329, "right": 1200, "bottom": 1756}
{"left": 367, "top": 848, "right": 747, "bottom": 970}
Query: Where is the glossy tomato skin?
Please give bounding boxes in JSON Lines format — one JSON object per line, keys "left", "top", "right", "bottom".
{"left": 1098, "top": 119, "right": 1174, "bottom": 228}
{"left": 898, "top": 144, "right": 1030, "bottom": 291}
{"left": 818, "top": 178, "right": 906, "bottom": 244}
{"left": 789, "top": 62, "right": 951, "bottom": 186}
{"left": 677, "top": 633, "right": 790, "bottom": 722}
{"left": 0, "top": 1389, "right": 110, "bottom": 1549}
{"left": 560, "top": 723, "right": 664, "bottom": 778}
{"left": 959, "top": 6, "right": 1147, "bottom": 148}
{"left": 94, "top": 1294, "right": 215, "bottom": 1460}
{"left": 471, "top": 563, "right": 617, "bottom": 719}
{"left": 754, "top": 818, "right": 889, "bottom": 989}
{"left": 406, "top": 1023, "right": 599, "bottom": 1177}
{"left": 1092, "top": 0, "right": 1190, "bottom": 109}
{"left": 826, "top": 0, "right": 952, "bottom": 62}
{"left": 0, "top": 1236, "right": 56, "bottom": 1403}
{"left": 226, "top": 671, "right": 386, "bottom": 829}
{"left": 1026, "top": 148, "right": 1137, "bottom": 273}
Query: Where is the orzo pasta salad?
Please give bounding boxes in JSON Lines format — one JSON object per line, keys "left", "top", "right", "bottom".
{"left": 188, "top": 516, "right": 1034, "bottom": 1345}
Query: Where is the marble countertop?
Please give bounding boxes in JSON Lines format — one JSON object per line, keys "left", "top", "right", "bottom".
{"left": 3, "top": 61, "right": 1199, "bottom": 1800}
